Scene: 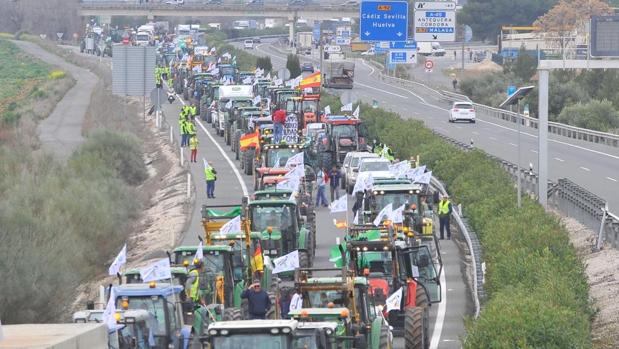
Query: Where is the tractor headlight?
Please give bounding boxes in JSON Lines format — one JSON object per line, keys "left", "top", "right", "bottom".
{"left": 281, "top": 327, "right": 291, "bottom": 334}
{"left": 271, "top": 328, "right": 280, "bottom": 334}
{"left": 220, "top": 329, "right": 229, "bottom": 336}
{"left": 209, "top": 329, "right": 218, "bottom": 336}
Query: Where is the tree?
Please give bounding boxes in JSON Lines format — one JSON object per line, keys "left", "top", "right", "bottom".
{"left": 286, "top": 54, "right": 301, "bottom": 79}
{"left": 534, "top": 0, "right": 612, "bottom": 53}
{"left": 256, "top": 56, "right": 272, "bottom": 73}
{"left": 557, "top": 99, "right": 619, "bottom": 132}
{"left": 505, "top": 47, "right": 538, "bottom": 81}
{"left": 458, "top": 0, "right": 557, "bottom": 42}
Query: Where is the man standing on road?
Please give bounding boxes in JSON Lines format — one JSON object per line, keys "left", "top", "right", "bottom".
{"left": 273, "top": 108, "right": 286, "bottom": 143}
{"left": 438, "top": 195, "right": 453, "bottom": 240}
{"left": 189, "top": 134, "right": 199, "bottom": 163}
{"left": 328, "top": 165, "right": 341, "bottom": 202}
{"left": 205, "top": 163, "right": 217, "bottom": 198}
{"left": 241, "top": 280, "right": 271, "bottom": 320}
{"left": 315, "top": 167, "right": 329, "bottom": 208}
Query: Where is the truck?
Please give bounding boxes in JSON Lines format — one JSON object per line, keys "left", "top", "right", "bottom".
{"left": 296, "top": 32, "right": 313, "bottom": 55}
{"left": 417, "top": 42, "right": 446, "bottom": 57}
{"left": 135, "top": 30, "right": 152, "bottom": 46}
{"left": 322, "top": 60, "right": 354, "bottom": 89}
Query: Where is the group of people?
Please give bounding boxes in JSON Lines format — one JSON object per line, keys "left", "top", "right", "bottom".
{"left": 179, "top": 104, "right": 198, "bottom": 161}
{"left": 315, "top": 165, "right": 342, "bottom": 208}
{"left": 371, "top": 141, "right": 395, "bottom": 161}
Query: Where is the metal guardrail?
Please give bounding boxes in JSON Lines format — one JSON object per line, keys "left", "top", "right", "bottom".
{"left": 430, "top": 176, "right": 483, "bottom": 318}
{"left": 365, "top": 59, "right": 619, "bottom": 148}
{"left": 79, "top": 2, "right": 351, "bottom": 12}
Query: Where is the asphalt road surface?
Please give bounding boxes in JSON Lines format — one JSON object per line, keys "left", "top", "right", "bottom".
{"left": 13, "top": 41, "right": 98, "bottom": 160}
{"left": 160, "top": 45, "right": 469, "bottom": 347}
{"left": 253, "top": 40, "right": 619, "bottom": 212}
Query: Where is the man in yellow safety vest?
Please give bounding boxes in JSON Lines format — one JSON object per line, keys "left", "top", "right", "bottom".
{"left": 438, "top": 195, "right": 452, "bottom": 240}
{"left": 185, "top": 259, "right": 205, "bottom": 306}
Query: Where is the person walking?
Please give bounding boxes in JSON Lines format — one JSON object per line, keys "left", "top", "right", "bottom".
{"left": 315, "top": 167, "right": 329, "bottom": 208}
{"left": 452, "top": 78, "right": 458, "bottom": 91}
{"left": 189, "top": 134, "right": 199, "bottom": 163}
{"left": 328, "top": 165, "right": 341, "bottom": 202}
{"left": 241, "top": 280, "right": 271, "bottom": 320}
{"left": 438, "top": 195, "right": 453, "bottom": 240}
{"left": 272, "top": 108, "right": 286, "bottom": 143}
{"left": 205, "top": 163, "right": 217, "bottom": 198}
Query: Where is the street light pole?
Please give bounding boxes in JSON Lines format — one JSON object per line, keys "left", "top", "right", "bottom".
{"left": 516, "top": 100, "right": 522, "bottom": 208}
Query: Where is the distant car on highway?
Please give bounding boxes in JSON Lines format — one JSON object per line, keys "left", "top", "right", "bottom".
{"left": 253, "top": 37, "right": 261, "bottom": 44}
{"left": 340, "top": 0, "right": 359, "bottom": 6}
{"left": 301, "top": 62, "right": 314, "bottom": 72}
{"left": 449, "top": 101, "right": 476, "bottom": 123}
{"left": 288, "top": 0, "right": 307, "bottom": 6}
{"left": 360, "top": 48, "right": 375, "bottom": 56}
{"left": 205, "top": 0, "right": 222, "bottom": 4}
{"left": 244, "top": 39, "right": 254, "bottom": 49}
{"left": 165, "top": 0, "right": 184, "bottom": 5}
{"left": 247, "top": 0, "right": 263, "bottom": 5}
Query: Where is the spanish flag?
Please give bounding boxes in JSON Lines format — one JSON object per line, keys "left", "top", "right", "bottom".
{"left": 299, "top": 72, "right": 321, "bottom": 90}
{"left": 239, "top": 130, "right": 259, "bottom": 151}
{"left": 252, "top": 241, "right": 264, "bottom": 272}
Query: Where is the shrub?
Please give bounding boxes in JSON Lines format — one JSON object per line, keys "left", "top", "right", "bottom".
{"left": 557, "top": 99, "right": 619, "bottom": 132}
{"left": 48, "top": 69, "right": 66, "bottom": 79}
{"left": 256, "top": 56, "right": 273, "bottom": 73}
{"left": 286, "top": 54, "right": 301, "bottom": 78}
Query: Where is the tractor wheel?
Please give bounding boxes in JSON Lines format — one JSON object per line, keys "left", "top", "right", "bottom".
{"left": 225, "top": 125, "right": 231, "bottom": 145}
{"left": 379, "top": 324, "right": 392, "bottom": 349}
{"left": 298, "top": 250, "right": 310, "bottom": 268}
{"left": 404, "top": 307, "right": 427, "bottom": 349}
{"left": 267, "top": 292, "right": 277, "bottom": 319}
{"left": 253, "top": 171, "right": 260, "bottom": 191}
{"left": 200, "top": 105, "right": 208, "bottom": 121}
{"left": 240, "top": 151, "right": 245, "bottom": 169}
{"left": 341, "top": 175, "right": 346, "bottom": 190}
{"left": 206, "top": 109, "right": 212, "bottom": 124}
{"left": 244, "top": 149, "right": 254, "bottom": 176}
{"left": 416, "top": 285, "right": 430, "bottom": 309}
{"left": 234, "top": 131, "right": 242, "bottom": 160}
{"left": 223, "top": 307, "right": 242, "bottom": 321}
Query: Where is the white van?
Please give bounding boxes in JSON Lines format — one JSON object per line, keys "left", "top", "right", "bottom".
{"left": 214, "top": 85, "right": 254, "bottom": 136}
{"left": 244, "top": 39, "right": 254, "bottom": 49}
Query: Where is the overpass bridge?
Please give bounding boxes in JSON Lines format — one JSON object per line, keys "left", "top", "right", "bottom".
{"left": 79, "top": 2, "right": 359, "bottom": 22}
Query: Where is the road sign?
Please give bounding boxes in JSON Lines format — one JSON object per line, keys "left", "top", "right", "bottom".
{"left": 313, "top": 22, "right": 321, "bottom": 42}
{"left": 507, "top": 85, "right": 516, "bottom": 96}
{"left": 336, "top": 37, "right": 351, "bottom": 45}
{"left": 414, "top": 10, "right": 456, "bottom": 42}
{"left": 591, "top": 15, "right": 619, "bottom": 57}
{"left": 389, "top": 40, "right": 417, "bottom": 49}
{"left": 424, "top": 59, "right": 434, "bottom": 71}
{"left": 112, "top": 46, "right": 156, "bottom": 96}
{"left": 415, "top": 1, "right": 456, "bottom": 10}
{"left": 374, "top": 41, "right": 389, "bottom": 53}
{"left": 389, "top": 50, "right": 416, "bottom": 64}
{"left": 56, "top": 32, "right": 64, "bottom": 40}
{"left": 360, "top": 1, "right": 409, "bottom": 42}
{"left": 464, "top": 25, "right": 473, "bottom": 42}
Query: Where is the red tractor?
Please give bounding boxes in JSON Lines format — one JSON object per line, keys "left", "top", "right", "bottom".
{"left": 315, "top": 115, "right": 367, "bottom": 168}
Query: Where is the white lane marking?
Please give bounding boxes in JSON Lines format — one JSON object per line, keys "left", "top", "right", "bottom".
{"left": 580, "top": 166, "right": 591, "bottom": 172}
{"left": 508, "top": 143, "right": 517, "bottom": 147}
{"left": 175, "top": 92, "right": 249, "bottom": 196}
{"left": 554, "top": 157, "right": 565, "bottom": 162}
{"left": 361, "top": 59, "right": 375, "bottom": 76}
{"left": 531, "top": 149, "right": 538, "bottom": 153}
{"left": 429, "top": 253, "right": 448, "bottom": 349}
{"left": 355, "top": 81, "right": 409, "bottom": 99}
{"left": 606, "top": 177, "right": 618, "bottom": 182}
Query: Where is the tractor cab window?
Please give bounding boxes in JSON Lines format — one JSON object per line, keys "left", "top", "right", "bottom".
{"left": 213, "top": 333, "right": 290, "bottom": 349}
{"left": 267, "top": 148, "right": 299, "bottom": 167}
{"left": 304, "top": 290, "right": 346, "bottom": 308}
{"left": 302, "top": 100, "right": 317, "bottom": 113}
{"left": 117, "top": 296, "right": 167, "bottom": 336}
{"left": 250, "top": 205, "right": 297, "bottom": 233}
{"left": 233, "top": 99, "right": 252, "bottom": 109}
{"left": 399, "top": 246, "right": 442, "bottom": 303}
{"left": 221, "top": 66, "right": 235, "bottom": 76}
{"left": 294, "top": 330, "right": 320, "bottom": 349}
{"left": 357, "top": 251, "right": 393, "bottom": 279}
{"left": 374, "top": 192, "right": 419, "bottom": 213}
{"left": 285, "top": 100, "right": 296, "bottom": 113}
{"left": 331, "top": 125, "right": 355, "bottom": 138}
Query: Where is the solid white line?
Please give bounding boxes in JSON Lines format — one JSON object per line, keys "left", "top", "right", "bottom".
{"left": 554, "top": 157, "right": 565, "bottom": 162}
{"left": 429, "top": 255, "right": 448, "bottom": 349}
{"left": 580, "top": 166, "right": 591, "bottom": 172}
{"left": 355, "top": 81, "right": 409, "bottom": 99}
{"left": 176, "top": 93, "right": 249, "bottom": 196}
{"left": 606, "top": 177, "right": 618, "bottom": 182}
{"left": 509, "top": 143, "right": 517, "bottom": 147}
{"left": 360, "top": 59, "right": 375, "bottom": 76}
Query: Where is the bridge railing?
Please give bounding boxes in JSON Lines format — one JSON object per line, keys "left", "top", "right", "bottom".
{"left": 79, "top": 1, "right": 344, "bottom": 11}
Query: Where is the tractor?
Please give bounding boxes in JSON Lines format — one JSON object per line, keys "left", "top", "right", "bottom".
{"left": 316, "top": 115, "right": 368, "bottom": 168}
{"left": 230, "top": 106, "right": 263, "bottom": 156}
{"left": 293, "top": 266, "right": 392, "bottom": 349}
{"left": 124, "top": 266, "right": 188, "bottom": 288}
{"left": 203, "top": 320, "right": 299, "bottom": 349}
{"left": 73, "top": 309, "right": 158, "bottom": 349}
{"left": 240, "top": 114, "right": 274, "bottom": 176}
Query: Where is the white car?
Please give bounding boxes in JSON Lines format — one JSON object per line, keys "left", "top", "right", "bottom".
{"left": 360, "top": 48, "right": 375, "bottom": 56}
{"left": 357, "top": 158, "right": 394, "bottom": 183}
{"left": 449, "top": 101, "right": 476, "bottom": 123}
{"left": 244, "top": 39, "right": 254, "bottom": 49}
{"left": 343, "top": 152, "right": 379, "bottom": 193}
{"left": 165, "top": 0, "right": 184, "bottom": 5}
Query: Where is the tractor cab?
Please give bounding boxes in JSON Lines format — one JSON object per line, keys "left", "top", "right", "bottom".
{"left": 73, "top": 309, "right": 157, "bottom": 349}
{"left": 218, "top": 64, "right": 237, "bottom": 82}
{"left": 254, "top": 79, "right": 272, "bottom": 97}
{"left": 239, "top": 71, "right": 254, "bottom": 85}
{"left": 317, "top": 115, "right": 367, "bottom": 167}
{"left": 294, "top": 318, "right": 342, "bottom": 349}
{"left": 205, "top": 320, "right": 299, "bottom": 349}
{"left": 124, "top": 267, "right": 188, "bottom": 287}
{"left": 298, "top": 93, "right": 321, "bottom": 128}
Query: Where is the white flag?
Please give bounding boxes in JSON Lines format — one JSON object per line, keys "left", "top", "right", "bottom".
{"left": 255, "top": 68, "right": 263, "bottom": 77}
{"left": 217, "top": 57, "right": 221, "bottom": 63}
{"left": 352, "top": 105, "right": 360, "bottom": 119}
{"left": 353, "top": 210, "right": 359, "bottom": 224}
{"left": 389, "top": 160, "right": 410, "bottom": 179}
{"left": 224, "top": 100, "right": 232, "bottom": 109}
{"left": 210, "top": 68, "right": 219, "bottom": 76}
{"left": 329, "top": 195, "right": 348, "bottom": 213}
{"left": 391, "top": 204, "right": 405, "bottom": 224}
{"left": 324, "top": 105, "right": 331, "bottom": 115}
{"left": 284, "top": 152, "right": 304, "bottom": 169}
{"left": 222, "top": 52, "right": 232, "bottom": 59}
{"left": 203, "top": 158, "right": 210, "bottom": 171}
{"left": 108, "top": 244, "right": 127, "bottom": 276}
{"left": 373, "top": 203, "right": 393, "bottom": 226}
{"left": 289, "top": 191, "right": 297, "bottom": 202}
{"left": 272, "top": 250, "right": 300, "bottom": 274}
{"left": 243, "top": 77, "right": 252, "bottom": 84}
{"left": 140, "top": 258, "right": 172, "bottom": 283}
{"left": 102, "top": 289, "right": 118, "bottom": 330}
{"left": 406, "top": 165, "right": 426, "bottom": 180}
{"left": 194, "top": 241, "right": 204, "bottom": 262}
{"left": 266, "top": 72, "right": 271, "bottom": 80}
{"left": 341, "top": 103, "right": 353, "bottom": 112}
{"left": 220, "top": 215, "right": 241, "bottom": 234}
{"left": 414, "top": 171, "right": 432, "bottom": 185}
{"left": 285, "top": 165, "right": 305, "bottom": 180}
{"left": 352, "top": 172, "right": 374, "bottom": 195}
{"left": 253, "top": 95, "right": 262, "bottom": 106}
{"left": 385, "top": 287, "right": 403, "bottom": 313}
{"left": 290, "top": 75, "right": 302, "bottom": 88}
{"left": 192, "top": 65, "right": 202, "bottom": 73}
{"left": 276, "top": 177, "right": 300, "bottom": 191}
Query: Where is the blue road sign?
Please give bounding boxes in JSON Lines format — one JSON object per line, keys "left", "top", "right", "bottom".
{"left": 507, "top": 85, "right": 516, "bottom": 96}
{"left": 390, "top": 40, "right": 417, "bottom": 49}
{"left": 390, "top": 50, "right": 407, "bottom": 63}
{"left": 360, "top": 1, "right": 409, "bottom": 42}
{"left": 313, "top": 22, "right": 321, "bottom": 42}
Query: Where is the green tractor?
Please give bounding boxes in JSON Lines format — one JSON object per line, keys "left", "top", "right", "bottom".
{"left": 289, "top": 308, "right": 359, "bottom": 348}
{"left": 240, "top": 113, "right": 274, "bottom": 175}
{"left": 293, "top": 267, "right": 393, "bottom": 349}
{"left": 124, "top": 266, "right": 188, "bottom": 288}
{"left": 230, "top": 107, "right": 265, "bottom": 158}
{"left": 73, "top": 309, "right": 159, "bottom": 349}
{"left": 253, "top": 78, "right": 273, "bottom": 98}
{"left": 204, "top": 320, "right": 299, "bottom": 349}
{"left": 224, "top": 98, "right": 254, "bottom": 145}
{"left": 202, "top": 83, "right": 221, "bottom": 123}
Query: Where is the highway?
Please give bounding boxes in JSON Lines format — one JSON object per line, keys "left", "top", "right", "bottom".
{"left": 252, "top": 40, "right": 619, "bottom": 211}
{"left": 160, "top": 77, "right": 469, "bottom": 347}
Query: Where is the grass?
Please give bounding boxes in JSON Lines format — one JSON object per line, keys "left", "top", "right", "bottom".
{"left": 0, "top": 39, "right": 51, "bottom": 101}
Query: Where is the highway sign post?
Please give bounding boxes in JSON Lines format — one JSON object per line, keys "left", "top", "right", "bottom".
{"left": 389, "top": 50, "right": 416, "bottom": 64}
{"left": 360, "top": 1, "right": 409, "bottom": 42}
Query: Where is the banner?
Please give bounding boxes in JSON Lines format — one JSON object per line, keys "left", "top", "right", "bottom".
{"left": 329, "top": 195, "right": 348, "bottom": 213}
{"left": 284, "top": 152, "right": 304, "bottom": 169}
{"left": 414, "top": 171, "right": 432, "bottom": 185}
{"left": 391, "top": 204, "right": 405, "bottom": 224}
{"left": 272, "top": 250, "right": 300, "bottom": 273}
{"left": 341, "top": 102, "right": 353, "bottom": 112}
{"left": 220, "top": 215, "right": 242, "bottom": 234}
{"left": 140, "top": 258, "right": 172, "bottom": 282}
{"left": 385, "top": 287, "right": 403, "bottom": 313}
{"left": 108, "top": 244, "right": 127, "bottom": 276}
{"left": 282, "top": 114, "right": 299, "bottom": 143}
{"left": 373, "top": 203, "right": 393, "bottom": 226}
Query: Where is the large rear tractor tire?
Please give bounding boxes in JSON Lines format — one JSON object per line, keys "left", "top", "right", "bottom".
{"left": 223, "top": 307, "right": 242, "bottom": 321}
{"left": 379, "top": 324, "right": 392, "bottom": 349}
{"left": 416, "top": 285, "right": 430, "bottom": 309}
{"left": 404, "top": 307, "right": 428, "bottom": 349}
{"left": 298, "top": 250, "right": 310, "bottom": 268}
{"left": 225, "top": 125, "right": 231, "bottom": 145}
{"left": 267, "top": 292, "right": 277, "bottom": 319}
{"left": 243, "top": 148, "right": 255, "bottom": 176}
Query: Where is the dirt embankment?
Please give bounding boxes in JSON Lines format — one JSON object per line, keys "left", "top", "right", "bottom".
{"left": 558, "top": 213, "right": 619, "bottom": 348}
